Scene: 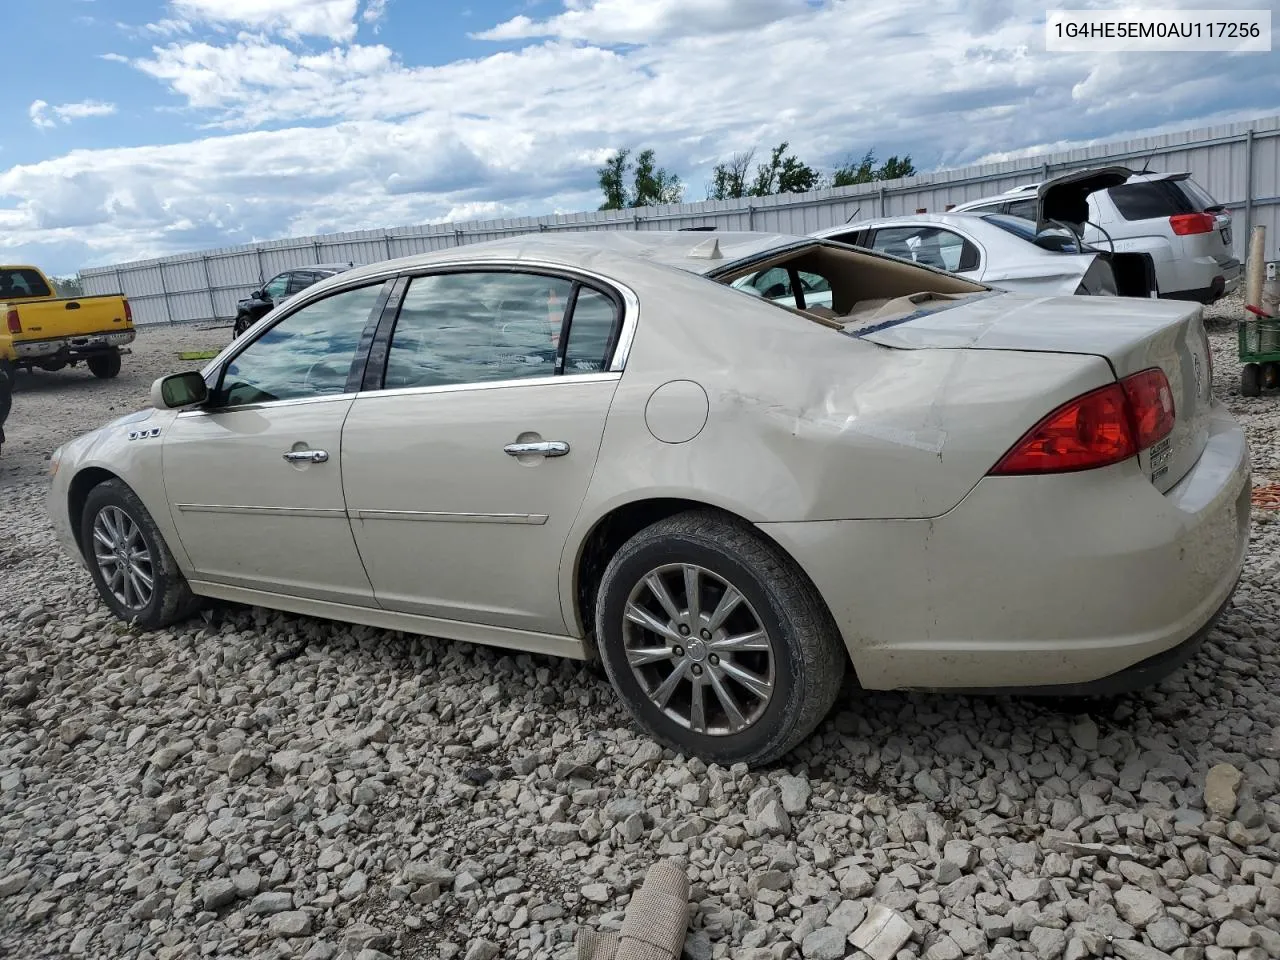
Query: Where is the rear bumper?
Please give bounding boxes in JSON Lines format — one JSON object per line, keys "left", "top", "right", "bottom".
{"left": 759, "top": 402, "right": 1251, "bottom": 691}
{"left": 14, "top": 330, "right": 135, "bottom": 360}
{"left": 1159, "top": 258, "right": 1241, "bottom": 303}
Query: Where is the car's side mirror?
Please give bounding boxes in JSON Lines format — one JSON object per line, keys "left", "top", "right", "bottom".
{"left": 252, "top": 289, "right": 266, "bottom": 300}
{"left": 151, "top": 371, "right": 208, "bottom": 409}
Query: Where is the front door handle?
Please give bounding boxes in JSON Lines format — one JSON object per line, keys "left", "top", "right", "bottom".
{"left": 504, "top": 441, "right": 569, "bottom": 458}
{"left": 282, "top": 449, "right": 329, "bottom": 464}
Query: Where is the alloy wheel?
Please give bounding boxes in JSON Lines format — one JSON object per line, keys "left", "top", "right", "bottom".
{"left": 91, "top": 506, "right": 155, "bottom": 611}
{"left": 622, "top": 563, "right": 776, "bottom": 735}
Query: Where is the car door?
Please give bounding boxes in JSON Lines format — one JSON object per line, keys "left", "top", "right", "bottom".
{"left": 340, "top": 268, "right": 624, "bottom": 635}
{"left": 160, "top": 279, "right": 392, "bottom": 605}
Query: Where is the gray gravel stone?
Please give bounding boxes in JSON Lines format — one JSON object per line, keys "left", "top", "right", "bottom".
{"left": 268, "top": 911, "right": 312, "bottom": 937}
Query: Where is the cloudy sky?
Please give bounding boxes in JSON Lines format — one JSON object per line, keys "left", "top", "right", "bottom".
{"left": 1, "top": 0, "right": 1276, "bottom": 276}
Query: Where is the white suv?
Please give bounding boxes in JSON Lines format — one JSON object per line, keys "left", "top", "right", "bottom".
{"left": 952, "top": 168, "right": 1241, "bottom": 304}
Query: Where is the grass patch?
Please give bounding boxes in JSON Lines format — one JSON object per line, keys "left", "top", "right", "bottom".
{"left": 179, "top": 350, "right": 220, "bottom": 361}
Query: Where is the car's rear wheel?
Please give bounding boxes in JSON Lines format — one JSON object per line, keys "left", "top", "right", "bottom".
{"left": 80, "top": 479, "right": 201, "bottom": 630}
{"left": 87, "top": 350, "right": 122, "bottom": 379}
{"left": 1242, "top": 363, "right": 1262, "bottom": 397}
{"left": 595, "top": 510, "right": 846, "bottom": 767}
{"left": 232, "top": 313, "right": 252, "bottom": 338}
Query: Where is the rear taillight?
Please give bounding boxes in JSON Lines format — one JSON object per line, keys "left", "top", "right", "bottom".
{"left": 5, "top": 309, "right": 19, "bottom": 335}
{"left": 123, "top": 300, "right": 133, "bottom": 324}
{"left": 1121, "top": 368, "right": 1176, "bottom": 449}
{"left": 991, "top": 368, "right": 1175, "bottom": 476}
{"left": 1169, "top": 212, "right": 1215, "bottom": 236}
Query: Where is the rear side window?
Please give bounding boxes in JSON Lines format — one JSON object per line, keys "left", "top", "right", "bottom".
{"left": 1109, "top": 180, "right": 1202, "bottom": 221}
{"left": 561, "top": 288, "right": 618, "bottom": 374}
{"left": 869, "top": 226, "right": 979, "bottom": 272}
{"left": 1005, "top": 198, "right": 1036, "bottom": 219}
{"left": 0, "top": 268, "right": 52, "bottom": 299}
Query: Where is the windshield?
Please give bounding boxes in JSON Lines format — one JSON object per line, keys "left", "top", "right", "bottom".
{"left": 980, "top": 214, "right": 1085, "bottom": 253}
{"left": 0, "top": 267, "right": 53, "bottom": 299}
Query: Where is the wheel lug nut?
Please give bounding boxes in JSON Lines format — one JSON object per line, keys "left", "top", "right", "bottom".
{"left": 692, "top": 665, "right": 703, "bottom": 676}
{"left": 700, "top": 629, "right": 712, "bottom": 640}
{"left": 678, "top": 624, "right": 691, "bottom": 635}
{"left": 673, "top": 646, "right": 684, "bottom": 658}
{"left": 709, "top": 654, "right": 719, "bottom": 665}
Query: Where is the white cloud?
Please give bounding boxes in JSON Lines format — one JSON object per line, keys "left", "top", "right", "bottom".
{"left": 170, "top": 0, "right": 361, "bottom": 42}
{"left": 362, "top": 0, "right": 389, "bottom": 28}
{"left": 475, "top": 0, "right": 814, "bottom": 44}
{"left": 29, "top": 99, "right": 117, "bottom": 129}
{"left": 29, "top": 101, "right": 55, "bottom": 130}
{"left": 4, "top": 0, "right": 1277, "bottom": 274}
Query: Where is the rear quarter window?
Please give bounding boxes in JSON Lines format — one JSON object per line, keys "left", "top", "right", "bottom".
{"left": 1108, "top": 181, "right": 1197, "bottom": 221}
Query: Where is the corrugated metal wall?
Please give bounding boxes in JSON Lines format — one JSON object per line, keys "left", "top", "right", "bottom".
{"left": 81, "top": 114, "right": 1280, "bottom": 324}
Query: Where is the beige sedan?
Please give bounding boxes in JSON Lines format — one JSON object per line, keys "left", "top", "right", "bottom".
{"left": 47, "top": 231, "right": 1250, "bottom": 765}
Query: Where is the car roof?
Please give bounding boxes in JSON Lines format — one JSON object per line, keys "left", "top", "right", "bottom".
{"left": 332, "top": 231, "right": 809, "bottom": 286}
{"left": 814, "top": 212, "right": 998, "bottom": 234}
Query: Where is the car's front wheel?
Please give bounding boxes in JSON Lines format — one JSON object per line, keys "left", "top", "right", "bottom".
{"left": 232, "top": 313, "right": 252, "bottom": 338}
{"left": 80, "top": 479, "right": 201, "bottom": 630}
{"left": 595, "top": 510, "right": 846, "bottom": 767}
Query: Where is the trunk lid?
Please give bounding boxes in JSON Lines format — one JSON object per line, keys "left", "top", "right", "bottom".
{"left": 1036, "top": 165, "right": 1132, "bottom": 234}
{"left": 854, "top": 291, "right": 1213, "bottom": 493}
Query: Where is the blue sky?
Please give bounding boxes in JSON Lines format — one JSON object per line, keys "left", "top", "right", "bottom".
{"left": 1, "top": 0, "right": 1276, "bottom": 276}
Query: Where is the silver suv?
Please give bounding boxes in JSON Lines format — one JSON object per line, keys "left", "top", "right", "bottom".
{"left": 952, "top": 168, "right": 1241, "bottom": 304}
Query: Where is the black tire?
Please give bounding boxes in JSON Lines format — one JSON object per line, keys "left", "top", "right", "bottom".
{"left": 232, "top": 313, "right": 252, "bottom": 338}
{"left": 595, "top": 510, "right": 846, "bottom": 767}
{"left": 87, "top": 350, "right": 122, "bottom": 379}
{"left": 79, "top": 479, "right": 201, "bottom": 630}
{"left": 1242, "top": 363, "right": 1262, "bottom": 397}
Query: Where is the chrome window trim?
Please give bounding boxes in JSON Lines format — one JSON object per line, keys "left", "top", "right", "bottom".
{"left": 199, "top": 257, "right": 639, "bottom": 402}
{"left": 176, "top": 392, "right": 357, "bottom": 418}
{"left": 356, "top": 370, "right": 621, "bottom": 401}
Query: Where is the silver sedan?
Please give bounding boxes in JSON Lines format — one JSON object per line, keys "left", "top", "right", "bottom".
{"left": 47, "top": 231, "right": 1249, "bottom": 766}
{"left": 808, "top": 211, "right": 1158, "bottom": 298}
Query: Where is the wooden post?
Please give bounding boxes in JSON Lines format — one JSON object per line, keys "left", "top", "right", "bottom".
{"left": 1246, "top": 225, "right": 1266, "bottom": 311}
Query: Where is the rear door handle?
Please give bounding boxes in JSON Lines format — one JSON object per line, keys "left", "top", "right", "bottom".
{"left": 504, "top": 441, "right": 569, "bottom": 458}
{"left": 282, "top": 449, "right": 329, "bottom": 464}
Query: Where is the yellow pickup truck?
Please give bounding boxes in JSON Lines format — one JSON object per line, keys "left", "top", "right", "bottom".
{"left": 2, "top": 264, "right": 134, "bottom": 379}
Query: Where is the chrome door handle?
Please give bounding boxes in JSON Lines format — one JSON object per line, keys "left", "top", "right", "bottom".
{"left": 282, "top": 449, "right": 329, "bottom": 464}
{"left": 504, "top": 441, "right": 569, "bottom": 458}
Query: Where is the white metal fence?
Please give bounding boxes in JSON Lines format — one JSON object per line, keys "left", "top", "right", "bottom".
{"left": 81, "top": 114, "right": 1280, "bottom": 326}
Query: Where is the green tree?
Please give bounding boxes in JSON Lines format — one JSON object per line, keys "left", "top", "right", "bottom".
{"left": 750, "top": 141, "right": 820, "bottom": 196}
{"left": 832, "top": 149, "right": 879, "bottom": 187}
{"left": 708, "top": 150, "right": 755, "bottom": 200}
{"left": 597, "top": 149, "right": 631, "bottom": 210}
{"left": 598, "top": 147, "right": 684, "bottom": 209}
{"left": 876, "top": 155, "right": 916, "bottom": 181}
{"left": 631, "top": 148, "right": 685, "bottom": 206}
{"left": 51, "top": 275, "right": 84, "bottom": 298}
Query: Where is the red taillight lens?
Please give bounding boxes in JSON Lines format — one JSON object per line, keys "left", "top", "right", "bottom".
{"left": 1169, "top": 212, "right": 1215, "bottom": 236}
{"left": 5, "top": 309, "right": 19, "bottom": 335}
{"left": 991, "top": 384, "right": 1135, "bottom": 475}
{"left": 1121, "top": 367, "right": 1175, "bottom": 448}
{"left": 123, "top": 300, "right": 133, "bottom": 324}
{"left": 991, "top": 367, "right": 1176, "bottom": 476}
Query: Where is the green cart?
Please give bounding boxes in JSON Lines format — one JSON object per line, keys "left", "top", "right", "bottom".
{"left": 1239, "top": 304, "right": 1280, "bottom": 397}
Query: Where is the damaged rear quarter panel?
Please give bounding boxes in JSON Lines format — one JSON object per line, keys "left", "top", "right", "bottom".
{"left": 575, "top": 269, "right": 1117, "bottom": 525}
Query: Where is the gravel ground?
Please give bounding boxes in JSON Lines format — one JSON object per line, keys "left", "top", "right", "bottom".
{"left": 3, "top": 298, "right": 1280, "bottom": 960}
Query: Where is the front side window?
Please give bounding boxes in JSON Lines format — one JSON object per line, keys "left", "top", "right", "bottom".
{"left": 262, "top": 274, "right": 291, "bottom": 300}
{"left": 286, "top": 272, "right": 317, "bottom": 295}
{"left": 870, "top": 227, "right": 977, "bottom": 272}
{"left": 215, "top": 283, "right": 384, "bottom": 406}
